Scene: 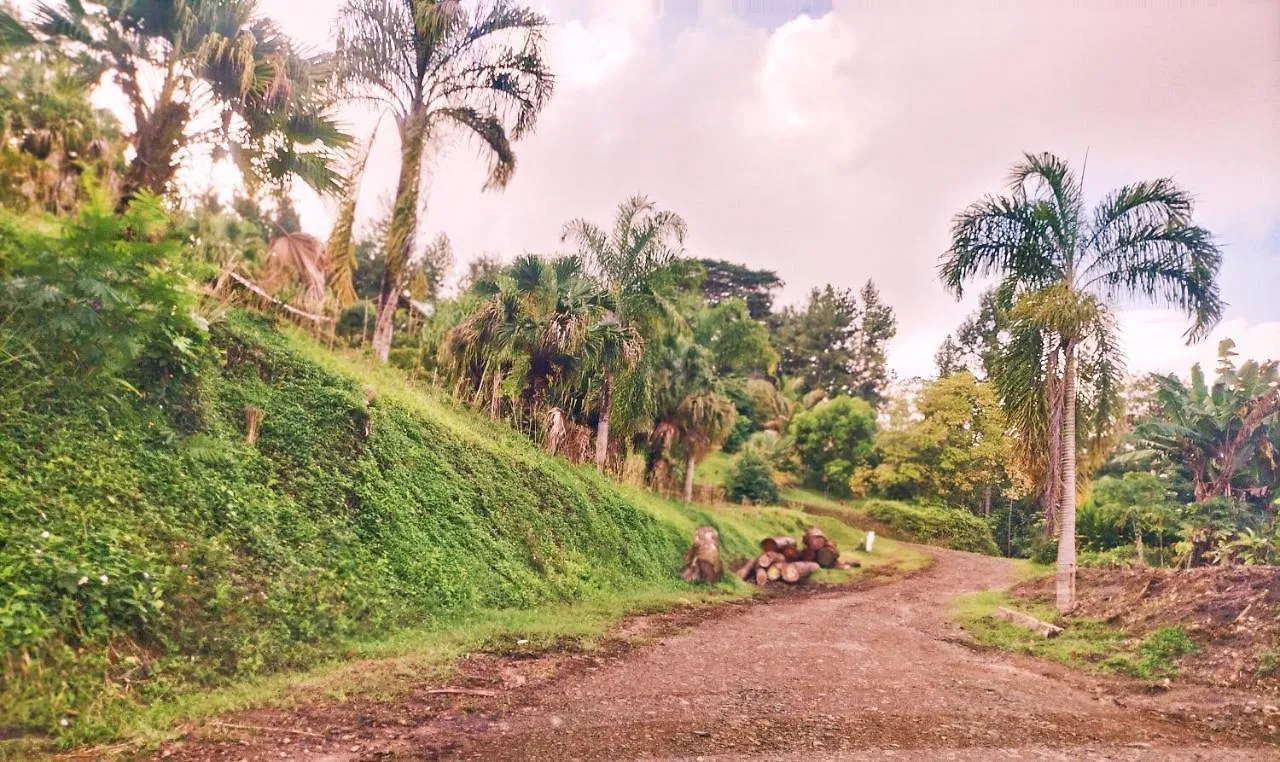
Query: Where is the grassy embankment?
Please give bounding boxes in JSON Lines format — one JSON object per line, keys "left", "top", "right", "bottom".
{"left": 950, "top": 560, "right": 1199, "bottom": 683}
{"left": 0, "top": 314, "right": 922, "bottom": 757}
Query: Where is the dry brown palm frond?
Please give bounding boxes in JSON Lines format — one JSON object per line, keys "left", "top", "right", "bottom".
{"left": 263, "top": 232, "right": 328, "bottom": 309}
{"left": 544, "top": 406, "right": 567, "bottom": 455}
{"left": 326, "top": 121, "right": 383, "bottom": 309}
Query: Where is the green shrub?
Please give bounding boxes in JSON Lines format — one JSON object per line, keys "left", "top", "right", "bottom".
{"left": 721, "top": 414, "right": 753, "bottom": 454}
{"left": 861, "top": 499, "right": 998, "bottom": 555}
{"left": 1028, "top": 534, "right": 1058, "bottom": 565}
{"left": 0, "top": 191, "right": 207, "bottom": 389}
{"left": 1105, "top": 626, "right": 1198, "bottom": 680}
{"left": 725, "top": 452, "right": 779, "bottom": 504}
{"left": 789, "top": 396, "right": 876, "bottom": 497}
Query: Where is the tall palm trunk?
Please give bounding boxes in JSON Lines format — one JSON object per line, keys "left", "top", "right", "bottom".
{"left": 594, "top": 373, "right": 613, "bottom": 472}
{"left": 372, "top": 111, "right": 428, "bottom": 362}
{"left": 1056, "top": 342, "right": 1078, "bottom": 614}
{"left": 683, "top": 456, "right": 696, "bottom": 503}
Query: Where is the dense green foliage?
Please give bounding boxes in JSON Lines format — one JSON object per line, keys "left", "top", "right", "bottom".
{"left": 696, "top": 258, "right": 783, "bottom": 320}
{"left": 861, "top": 499, "right": 999, "bottom": 555}
{"left": 0, "top": 192, "right": 206, "bottom": 385}
{"left": 789, "top": 396, "right": 877, "bottom": 497}
{"left": 771, "top": 282, "right": 897, "bottom": 406}
{"left": 0, "top": 313, "right": 706, "bottom": 741}
{"left": 855, "top": 372, "right": 1015, "bottom": 511}
{"left": 725, "top": 452, "right": 780, "bottom": 505}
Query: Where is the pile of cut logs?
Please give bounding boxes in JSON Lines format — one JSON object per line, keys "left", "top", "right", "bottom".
{"left": 737, "top": 526, "right": 856, "bottom": 586}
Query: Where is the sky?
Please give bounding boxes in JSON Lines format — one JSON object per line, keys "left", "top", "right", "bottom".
{"left": 133, "top": 0, "right": 1280, "bottom": 378}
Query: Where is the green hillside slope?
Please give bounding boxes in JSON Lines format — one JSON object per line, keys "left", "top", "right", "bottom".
{"left": 1, "top": 313, "right": 907, "bottom": 750}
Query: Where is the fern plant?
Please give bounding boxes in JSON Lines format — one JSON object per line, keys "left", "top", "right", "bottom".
{"left": 0, "top": 189, "right": 207, "bottom": 389}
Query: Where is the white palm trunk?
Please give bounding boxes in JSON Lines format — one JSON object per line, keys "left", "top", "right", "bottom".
{"left": 1056, "top": 344, "right": 1078, "bottom": 614}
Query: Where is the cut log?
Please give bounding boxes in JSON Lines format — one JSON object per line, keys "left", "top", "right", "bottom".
{"left": 754, "top": 567, "right": 769, "bottom": 585}
{"left": 782, "top": 561, "right": 820, "bottom": 583}
{"left": 815, "top": 544, "right": 840, "bottom": 569}
{"left": 760, "top": 536, "right": 797, "bottom": 557}
{"left": 802, "top": 526, "right": 828, "bottom": 551}
{"left": 800, "top": 547, "right": 817, "bottom": 563}
{"left": 766, "top": 563, "right": 783, "bottom": 581}
{"left": 756, "top": 552, "right": 776, "bottom": 569}
{"left": 994, "top": 607, "right": 1064, "bottom": 638}
{"left": 680, "top": 526, "right": 722, "bottom": 584}
{"left": 735, "top": 560, "right": 756, "bottom": 581}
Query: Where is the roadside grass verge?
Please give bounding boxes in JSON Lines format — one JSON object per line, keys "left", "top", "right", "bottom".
{"left": 47, "top": 495, "right": 925, "bottom": 759}
{"left": 781, "top": 489, "right": 999, "bottom": 556}
{"left": 951, "top": 590, "right": 1199, "bottom": 682}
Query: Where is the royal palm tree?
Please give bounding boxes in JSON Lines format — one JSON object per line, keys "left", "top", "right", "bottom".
{"left": 561, "top": 195, "right": 690, "bottom": 470}
{"left": 940, "top": 152, "right": 1222, "bottom": 612}
{"left": 334, "top": 0, "right": 554, "bottom": 362}
{"left": 7, "top": 0, "right": 348, "bottom": 209}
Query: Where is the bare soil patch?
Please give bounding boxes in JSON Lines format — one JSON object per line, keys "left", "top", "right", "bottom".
{"left": 1015, "top": 565, "right": 1280, "bottom": 694}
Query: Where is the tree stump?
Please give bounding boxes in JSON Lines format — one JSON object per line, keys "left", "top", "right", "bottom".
{"left": 680, "top": 526, "right": 722, "bottom": 584}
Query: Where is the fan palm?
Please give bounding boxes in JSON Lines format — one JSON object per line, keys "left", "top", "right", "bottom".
{"left": 940, "top": 152, "right": 1222, "bottom": 612}
{"left": 647, "top": 340, "right": 736, "bottom": 501}
{"left": 7, "top": 0, "right": 349, "bottom": 209}
{"left": 0, "top": 50, "right": 122, "bottom": 212}
{"left": 334, "top": 0, "right": 554, "bottom": 362}
{"left": 561, "top": 195, "right": 690, "bottom": 470}
{"left": 441, "top": 254, "right": 610, "bottom": 421}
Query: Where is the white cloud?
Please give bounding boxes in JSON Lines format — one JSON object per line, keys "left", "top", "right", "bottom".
{"left": 55, "top": 0, "right": 1279, "bottom": 380}
{"left": 1118, "top": 310, "right": 1280, "bottom": 377}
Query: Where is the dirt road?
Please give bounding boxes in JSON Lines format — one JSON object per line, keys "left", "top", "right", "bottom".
{"left": 159, "top": 548, "right": 1277, "bottom": 761}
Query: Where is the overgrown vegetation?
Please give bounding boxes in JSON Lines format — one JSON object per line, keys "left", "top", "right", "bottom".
{"left": 859, "top": 500, "right": 1000, "bottom": 555}
{"left": 953, "top": 591, "right": 1199, "bottom": 681}
{"left": 0, "top": 294, "right": 917, "bottom": 750}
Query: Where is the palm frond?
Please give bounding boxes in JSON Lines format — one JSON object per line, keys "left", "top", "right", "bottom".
{"left": 1079, "top": 182, "right": 1222, "bottom": 341}
{"left": 0, "top": 9, "right": 37, "bottom": 50}
{"left": 939, "top": 195, "right": 1057, "bottom": 298}
{"left": 436, "top": 106, "right": 515, "bottom": 189}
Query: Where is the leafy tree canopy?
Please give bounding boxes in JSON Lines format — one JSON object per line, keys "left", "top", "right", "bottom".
{"left": 789, "top": 395, "right": 877, "bottom": 497}
{"left": 696, "top": 258, "right": 783, "bottom": 320}
{"left": 772, "top": 281, "right": 897, "bottom": 407}
{"left": 855, "top": 372, "right": 1016, "bottom": 511}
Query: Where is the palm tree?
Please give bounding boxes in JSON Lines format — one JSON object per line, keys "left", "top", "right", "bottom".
{"left": 334, "top": 0, "right": 554, "bottom": 363}
{"left": 647, "top": 340, "right": 736, "bottom": 502}
{"left": 441, "top": 255, "right": 610, "bottom": 422}
{"left": 579, "top": 318, "right": 642, "bottom": 471}
{"left": 0, "top": 51, "right": 122, "bottom": 212}
{"left": 940, "top": 152, "right": 1222, "bottom": 613}
{"left": 7, "top": 0, "right": 348, "bottom": 209}
{"left": 561, "top": 195, "right": 690, "bottom": 471}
